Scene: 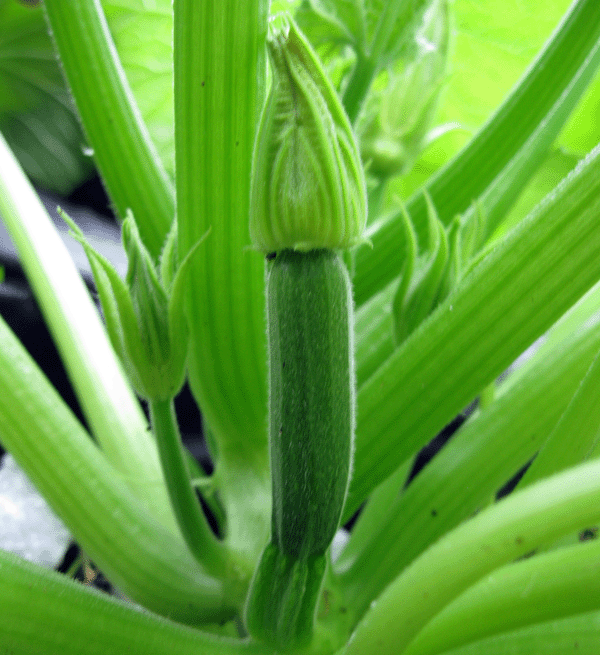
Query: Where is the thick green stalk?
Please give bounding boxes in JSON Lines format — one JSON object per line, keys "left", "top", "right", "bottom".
{"left": 462, "top": 33, "right": 600, "bottom": 242}
{"left": 403, "top": 538, "right": 600, "bottom": 655}
{"left": 0, "top": 314, "right": 234, "bottom": 625}
{"left": 43, "top": 0, "right": 173, "bottom": 258}
{"left": 174, "top": 0, "right": 271, "bottom": 563}
{"left": 0, "top": 132, "right": 176, "bottom": 532}
{"left": 433, "top": 612, "right": 600, "bottom": 655}
{"left": 345, "top": 142, "right": 600, "bottom": 521}
{"left": 515, "top": 346, "right": 600, "bottom": 490}
{"left": 0, "top": 549, "right": 273, "bottom": 655}
{"left": 353, "top": 0, "right": 600, "bottom": 305}
{"left": 345, "top": 457, "right": 600, "bottom": 655}
{"left": 337, "top": 277, "right": 600, "bottom": 625}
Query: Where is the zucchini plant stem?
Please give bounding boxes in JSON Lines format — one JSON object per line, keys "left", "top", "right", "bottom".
{"left": 148, "top": 398, "right": 231, "bottom": 580}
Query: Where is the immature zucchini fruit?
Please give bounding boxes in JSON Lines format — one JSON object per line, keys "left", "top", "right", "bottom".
{"left": 244, "top": 15, "right": 365, "bottom": 649}
{"left": 245, "top": 249, "right": 354, "bottom": 648}
{"left": 268, "top": 250, "right": 353, "bottom": 561}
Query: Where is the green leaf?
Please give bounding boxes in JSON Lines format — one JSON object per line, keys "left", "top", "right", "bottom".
{"left": 0, "top": 0, "right": 92, "bottom": 193}
{"left": 433, "top": 0, "right": 572, "bottom": 158}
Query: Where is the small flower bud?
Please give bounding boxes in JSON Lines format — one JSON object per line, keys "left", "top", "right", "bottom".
{"left": 250, "top": 16, "right": 367, "bottom": 252}
{"left": 61, "top": 209, "right": 191, "bottom": 401}
{"left": 359, "top": 0, "right": 450, "bottom": 178}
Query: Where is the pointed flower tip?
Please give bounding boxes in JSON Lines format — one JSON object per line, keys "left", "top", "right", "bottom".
{"left": 120, "top": 212, "right": 188, "bottom": 400}
{"left": 250, "top": 16, "right": 367, "bottom": 253}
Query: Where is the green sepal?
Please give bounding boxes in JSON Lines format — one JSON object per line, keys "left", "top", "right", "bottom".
{"left": 159, "top": 217, "right": 179, "bottom": 293}
{"left": 165, "top": 226, "right": 213, "bottom": 397}
{"left": 59, "top": 208, "right": 145, "bottom": 392}
{"left": 250, "top": 15, "right": 367, "bottom": 252}
{"left": 393, "top": 195, "right": 449, "bottom": 343}
{"left": 244, "top": 541, "right": 326, "bottom": 650}
{"left": 122, "top": 214, "right": 173, "bottom": 394}
{"left": 438, "top": 201, "right": 489, "bottom": 302}
{"left": 392, "top": 203, "right": 418, "bottom": 332}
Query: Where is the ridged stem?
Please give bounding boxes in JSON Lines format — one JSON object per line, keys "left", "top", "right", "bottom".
{"left": 42, "top": 0, "right": 174, "bottom": 258}
{"left": 345, "top": 457, "right": 600, "bottom": 655}
{"left": 0, "top": 549, "right": 273, "bottom": 655}
{"left": 345, "top": 142, "right": 600, "bottom": 521}
{"left": 353, "top": 0, "right": 600, "bottom": 305}
{"left": 0, "top": 313, "right": 233, "bottom": 624}
{"left": 174, "top": 0, "right": 271, "bottom": 564}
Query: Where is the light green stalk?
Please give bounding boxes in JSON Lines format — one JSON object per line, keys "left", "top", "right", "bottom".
{"left": 345, "top": 457, "right": 600, "bottom": 655}
{"left": 0, "top": 131, "right": 176, "bottom": 532}
{"left": 174, "top": 0, "right": 272, "bottom": 566}
{"left": 43, "top": 0, "right": 173, "bottom": 258}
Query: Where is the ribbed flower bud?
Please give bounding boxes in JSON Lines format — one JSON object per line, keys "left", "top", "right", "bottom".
{"left": 60, "top": 210, "right": 204, "bottom": 401}
{"left": 250, "top": 16, "right": 367, "bottom": 252}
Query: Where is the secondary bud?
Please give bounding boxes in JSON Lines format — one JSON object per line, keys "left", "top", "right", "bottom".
{"left": 359, "top": 0, "right": 450, "bottom": 178}
{"left": 250, "top": 16, "right": 367, "bottom": 252}
{"left": 61, "top": 209, "right": 192, "bottom": 401}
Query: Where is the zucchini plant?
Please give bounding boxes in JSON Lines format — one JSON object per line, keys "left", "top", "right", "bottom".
{"left": 1, "top": 0, "right": 600, "bottom": 654}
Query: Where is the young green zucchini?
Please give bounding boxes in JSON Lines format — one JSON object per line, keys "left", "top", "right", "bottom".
{"left": 245, "top": 248, "right": 355, "bottom": 648}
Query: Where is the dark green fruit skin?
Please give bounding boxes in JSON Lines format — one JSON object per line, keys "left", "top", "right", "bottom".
{"left": 245, "top": 249, "right": 354, "bottom": 647}
{"left": 268, "top": 248, "right": 354, "bottom": 560}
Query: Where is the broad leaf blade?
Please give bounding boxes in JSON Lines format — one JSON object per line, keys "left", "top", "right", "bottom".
{"left": 0, "top": 1, "right": 92, "bottom": 193}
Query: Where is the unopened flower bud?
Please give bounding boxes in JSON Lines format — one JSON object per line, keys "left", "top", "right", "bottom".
{"left": 61, "top": 209, "right": 192, "bottom": 401}
{"left": 250, "top": 16, "right": 367, "bottom": 252}
{"left": 359, "top": 0, "right": 450, "bottom": 177}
